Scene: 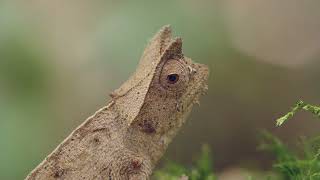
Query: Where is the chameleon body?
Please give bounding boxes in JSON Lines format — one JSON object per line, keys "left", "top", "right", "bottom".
{"left": 26, "top": 25, "right": 209, "bottom": 180}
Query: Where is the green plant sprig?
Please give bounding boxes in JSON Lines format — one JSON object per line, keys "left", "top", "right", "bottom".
{"left": 276, "top": 101, "right": 320, "bottom": 126}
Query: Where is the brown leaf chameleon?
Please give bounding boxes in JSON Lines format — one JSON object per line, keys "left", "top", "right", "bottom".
{"left": 26, "top": 25, "right": 209, "bottom": 180}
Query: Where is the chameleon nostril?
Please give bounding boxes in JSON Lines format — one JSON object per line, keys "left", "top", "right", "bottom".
{"left": 188, "top": 66, "right": 197, "bottom": 75}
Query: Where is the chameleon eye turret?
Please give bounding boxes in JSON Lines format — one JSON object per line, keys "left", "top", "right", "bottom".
{"left": 159, "top": 59, "right": 190, "bottom": 92}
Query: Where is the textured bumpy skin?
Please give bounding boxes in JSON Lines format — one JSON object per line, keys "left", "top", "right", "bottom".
{"left": 26, "top": 25, "right": 209, "bottom": 180}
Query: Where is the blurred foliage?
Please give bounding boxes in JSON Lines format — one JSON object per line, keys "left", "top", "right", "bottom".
{"left": 0, "top": 36, "right": 52, "bottom": 180}
{"left": 155, "top": 101, "right": 320, "bottom": 180}
{"left": 0, "top": 36, "right": 50, "bottom": 99}
{"left": 154, "top": 143, "right": 280, "bottom": 180}
{"left": 259, "top": 132, "right": 320, "bottom": 180}
{"left": 264, "top": 101, "right": 320, "bottom": 179}
{"left": 0, "top": 3, "right": 54, "bottom": 179}
{"left": 153, "top": 144, "right": 216, "bottom": 180}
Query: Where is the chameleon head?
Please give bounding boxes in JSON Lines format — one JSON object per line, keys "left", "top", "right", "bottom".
{"left": 139, "top": 29, "right": 209, "bottom": 139}
{"left": 113, "top": 25, "right": 209, "bottom": 163}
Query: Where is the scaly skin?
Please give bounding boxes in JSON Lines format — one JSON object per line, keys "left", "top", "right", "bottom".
{"left": 26, "top": 25, "right": 209, "bottom": 180}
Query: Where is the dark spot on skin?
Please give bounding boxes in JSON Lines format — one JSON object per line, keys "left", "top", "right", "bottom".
{"left": 53, "top": 169, "right": 64, "bottom": 178}
{"left": 131, "top": 159, "right": 142, "bottom": 170}
{"left": 92, "top": 127, "right": 108, "bottom": 133}
{"left": 93, "top": 137, "right": 100, "bottom": 143}
{"left": 137, "top": 92, "right": 140, "bottom": 94}
{"left": 139, "top": 120, "right": 156, "bottom": 134}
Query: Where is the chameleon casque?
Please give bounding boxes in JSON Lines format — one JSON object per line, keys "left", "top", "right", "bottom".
{"left": 26, "top": 25, "right": 209, "bottom": 180}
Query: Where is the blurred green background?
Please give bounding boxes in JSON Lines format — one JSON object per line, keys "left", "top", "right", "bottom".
{"left": 1, "top": 0, "right": 320, "bottom": 179}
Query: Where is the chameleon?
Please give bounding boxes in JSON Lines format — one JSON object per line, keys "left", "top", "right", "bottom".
{"left": 26, "top": 25, "right": 209, "bottom": 180}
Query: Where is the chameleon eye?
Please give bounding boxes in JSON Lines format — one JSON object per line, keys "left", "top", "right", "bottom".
{"left": 159, "top": 59, "right": 189, "bottom": 91}
{"left": 167, "top": 74, "right": 179, "bottom": 84}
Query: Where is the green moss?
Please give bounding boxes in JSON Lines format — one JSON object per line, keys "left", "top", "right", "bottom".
{"left": 155, "top": 101, "right": 320, "bottom": 180}
{"left": 267, "top": 101, "right": 320, "bottom": 179}
{"left": 153, "top": 145, "right": 216, "bottom": 180}
{"left": 259, "top": 131, "right": 320, "bottom": 179}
